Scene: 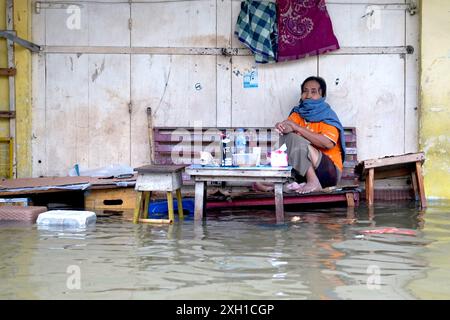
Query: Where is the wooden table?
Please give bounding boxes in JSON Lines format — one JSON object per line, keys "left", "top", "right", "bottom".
{"left": 185, "top": 165, "right": 292, "bottom": 223}
{"left": 357, "top": 152, "right": 426, "bottom": 208}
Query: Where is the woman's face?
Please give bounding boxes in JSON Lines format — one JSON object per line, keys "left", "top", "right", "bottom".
{"left": 301, "top": 80, "right": 322, "bottom": 101}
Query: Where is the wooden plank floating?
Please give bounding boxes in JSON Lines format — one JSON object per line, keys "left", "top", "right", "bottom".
{"left": 139, "top": 218, "right": 172, "bottom": 224}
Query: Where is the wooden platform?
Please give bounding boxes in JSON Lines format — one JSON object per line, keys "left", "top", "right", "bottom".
{"left": 152, "top": 127, "right": 360, "bottom": 211}
{"left": 206, "top": 187, "right": 360, "bottom": 208}
{"left": 152, "top": 127, "right": 358, "bottom": 184}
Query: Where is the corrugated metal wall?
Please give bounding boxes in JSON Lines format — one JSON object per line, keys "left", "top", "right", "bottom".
{"left": 31, "top": 0, "right": 419, "bottom": 177}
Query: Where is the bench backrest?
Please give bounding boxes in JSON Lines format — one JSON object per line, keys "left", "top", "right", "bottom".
{"left": 152, "top": 127, "right": 358, "bottom": 184}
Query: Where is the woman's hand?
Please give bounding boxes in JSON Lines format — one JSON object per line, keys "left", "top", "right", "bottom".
{"left": 275, "top": 122, "right": 285, "bottom": 135}
{"left": 282, "top": 120, "right": 300, "bottom": 134}
{"left": 275, "top": 120, "right": 294, "bottom": 135}
{"left": 275, "top": 120, "right": 295, "bottom": 135}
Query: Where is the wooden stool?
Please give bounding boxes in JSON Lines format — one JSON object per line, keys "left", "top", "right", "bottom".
{"left": 357, "top": 152, "right": 426, "bottom": 208}
{"left": 133, "top": 165, "right": 186, "bottom": 224}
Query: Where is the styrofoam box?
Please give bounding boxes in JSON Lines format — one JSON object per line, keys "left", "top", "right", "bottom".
{"left": 37, "top": 210, "right": 96, "bottom": 227}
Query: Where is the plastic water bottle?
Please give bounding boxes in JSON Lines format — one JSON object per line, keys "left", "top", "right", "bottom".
{"left": 235, "top": 128, "right": 247, "bottom": 154}
{"left": 221, "top": 132, "right": 233, "bottom": 166}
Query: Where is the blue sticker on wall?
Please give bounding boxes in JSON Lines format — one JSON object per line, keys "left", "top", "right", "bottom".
{"left": 243, "top": 68, "right": 258, "bottom": 88}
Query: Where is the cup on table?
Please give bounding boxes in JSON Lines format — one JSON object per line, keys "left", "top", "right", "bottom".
{"left": 253, "top": 147, "right": 261, "bottom": 166}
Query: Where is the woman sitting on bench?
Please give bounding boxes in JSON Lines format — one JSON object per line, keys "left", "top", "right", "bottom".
{"left": 255, "top": 76, "right": 346, "bottom": 194}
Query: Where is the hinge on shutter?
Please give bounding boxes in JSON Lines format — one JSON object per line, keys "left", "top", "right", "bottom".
{"left": 128, "top": 18, "right": 133, "bottom": 30}
{"left": 128, "top": 102, "right": 133, "bottom": 114}
{"left": 35, "top": 1, "right": 41, "bottom": 14}
{"left": 408, "top": 1, "right": 417, "bottom": 16}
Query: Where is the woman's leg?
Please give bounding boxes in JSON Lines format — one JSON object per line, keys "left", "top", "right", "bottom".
{"left": 279, "top": 133, "right": 322, "bottom": 193}
{"left": 252, "top": 181, "right": 275, "bottom": 192}
{"left": 296, "top": 165, "right": 322, "bottom": 193}
{"left": 280, "top": 133, "right": 312, "bottom": 177}
{"left": 253, "top": 133, "right": 325, "bottom": 193}
{"left": 296, "top": 145, "right": 322, "bottom": 193}
{"left": 307, "top": 144, "right": 321, "bottom": 169}
{"left": 253, "top": 133, "right": 307, "bottom": 192}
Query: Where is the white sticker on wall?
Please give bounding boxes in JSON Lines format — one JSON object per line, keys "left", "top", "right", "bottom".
{"left": 243, "top": 68, "right": 258, "bottom": 88}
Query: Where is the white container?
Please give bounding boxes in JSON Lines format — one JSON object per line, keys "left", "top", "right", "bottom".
{"left": 37, "top": 210, "right": 97, "bottom": 227}
{"left": 234, "top": 128, "right": 247, "bottom": 154}
{"left": 232, "top": 153, "right": 257, "bottom": 167}
{"left": 270, "top": 144, "right": 289, "bottom": 167}
{"left": 270, "top": 151, "right": 288, "bottom": 167}
{"left": 253, "top": 147, "right": 261, "bottom": 166}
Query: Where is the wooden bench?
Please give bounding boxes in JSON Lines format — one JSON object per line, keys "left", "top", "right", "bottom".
{"left": 151, "top": 127, "right": 360, "bottom": 208}
{"left": 356, "top": 152, "right": 426, "bottom": 208}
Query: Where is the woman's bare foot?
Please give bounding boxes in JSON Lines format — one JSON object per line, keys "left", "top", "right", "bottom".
{"left": 297, "top": 166, "right": 322, "bottom": 194}
{"left": 286, "top": 182, "right": 306, "bottom": 192}
{"left": 296, "top": 181, "right": 322, "bottom": 194}
{"left": 252, "top": 182, "right": 275, "bottom": 192}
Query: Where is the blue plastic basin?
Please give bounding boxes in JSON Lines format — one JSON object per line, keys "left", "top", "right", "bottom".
{"left": 148, "top": 198, "right": 195, "bottom": 218}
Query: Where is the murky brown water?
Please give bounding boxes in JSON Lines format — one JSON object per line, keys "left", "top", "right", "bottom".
{"left": 1, "top": 201, "right": 449, "bottom": 299}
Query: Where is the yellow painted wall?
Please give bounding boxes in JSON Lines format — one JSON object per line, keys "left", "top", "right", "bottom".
{"left": 13, "top": 0, "right": 32, "bottom": 178}
{"left": 420, "top": 0, "right": 450, "bottom": 200}
{"left": 0, "top": 0, "right": 8, "bottom": 114}
{"left": 0, "top": 0, "right": 32, "bottom": 178}
{"left": 0, "top": 0, "right": 7, "bottom": 104}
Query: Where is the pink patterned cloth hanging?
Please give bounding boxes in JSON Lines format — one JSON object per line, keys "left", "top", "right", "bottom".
{"left": 277, "top": 0, "right": 340, "bottom": 62}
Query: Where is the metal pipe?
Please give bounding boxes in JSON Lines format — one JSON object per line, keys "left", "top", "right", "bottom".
{"left": 41, "top": 45, "right": 413, "bottom": 55}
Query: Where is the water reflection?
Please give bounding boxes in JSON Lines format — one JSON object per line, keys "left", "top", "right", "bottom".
{"left": 329, "top": 203, "right": 429, "bottom": 299}
{"left": 1, "top": 202, "right": 449, "bottom": 299}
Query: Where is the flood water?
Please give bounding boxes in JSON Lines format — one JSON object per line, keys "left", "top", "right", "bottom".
{"left": 1, "top": 201, "right": 449, "bottom": 300}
